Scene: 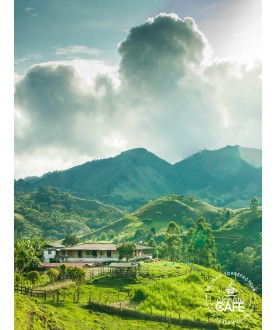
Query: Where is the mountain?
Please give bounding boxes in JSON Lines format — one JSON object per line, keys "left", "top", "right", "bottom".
{"left": 15, "top": 145, "right": 262, "bottom": 209}
{"left": 173, "top": 145, "right": 262, "bottom": 206}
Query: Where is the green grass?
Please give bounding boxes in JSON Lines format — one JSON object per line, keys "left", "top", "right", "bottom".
{"left": 15, "top": 262, "right": 261, "bottom": 330}
{"left": 15, "top": 292, "right": 201, "bottom": 330}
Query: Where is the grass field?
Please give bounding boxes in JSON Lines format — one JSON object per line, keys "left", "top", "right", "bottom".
{"left": 15, "top": 262, "right": 262, "bottom": 330}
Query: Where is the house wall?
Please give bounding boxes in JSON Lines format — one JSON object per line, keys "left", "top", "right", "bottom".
{"left": 42, "top": 249, "right": 56, "bottom": 262}
{"left": 136, "top": 249, "right": 152, "bottom": 258}
{"left": 57, "top": 249, "right": 119, "bottom": 262}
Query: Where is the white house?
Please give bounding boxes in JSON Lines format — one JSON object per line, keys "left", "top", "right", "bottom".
{"left": 42, "top": 243, "right": 153, "bottom": 263}
{"left": 42, "top": 243, "right": 65, "bottom": 263}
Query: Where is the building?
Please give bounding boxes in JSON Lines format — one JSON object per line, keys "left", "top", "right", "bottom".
{"left": 42, "top": 243, "right": 153, "bottom": 263}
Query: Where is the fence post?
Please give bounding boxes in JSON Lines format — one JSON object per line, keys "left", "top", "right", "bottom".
{"left": 44, "top": 290, "right": 46, "bottom": 301}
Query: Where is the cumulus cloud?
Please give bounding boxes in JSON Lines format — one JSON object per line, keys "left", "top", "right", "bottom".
{"left": 14, "top": 14, "right": 261, "bottom": 178}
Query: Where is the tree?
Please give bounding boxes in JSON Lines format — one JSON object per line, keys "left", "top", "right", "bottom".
{"left": 186, "top": 217, "right": 216, "bottom": 268}
{"left": 165, "top": 234, "right": 182, "bottom": 261}
{"left": 58, "top": 264, "right": 67, "bottom": 280}
{"left": 150, "top": 227, "right": 156, "bottom": 235}
{"left": 27, "top": 270, "right": 41, "bottom": 285}
{"left": 225, "top": 210, "right": 231, "bottom": 220}
{"left": 62, "top": 234, "right": 80, "bottom": 247}
{"left": 14, "top": 239, "right": 45, "bottom": 273}
{"left": 47, "top": 268, "right": 60, "bottom": 283}
{"left": 250, "top": 197, "right": 259, "bottom": 216}
{"left": 134, "top": 229, "right": 146, "bottom": 239}
{"left": 117, "top": 243, "right": 136, "bottom": 261}
{"left": 67, "top": 266, "right": 86, "bottom": 286}
{"left": 108, "top": 229, "right": 115, "bottom": 239}
{"left": 148, "top": 238, "right": 156, "bottom": 248}
{"left": 167, "top": 221, "right": 181, "bottom": 234}
{"left": 100, "top": 233, "right": 107, "bottom": 241}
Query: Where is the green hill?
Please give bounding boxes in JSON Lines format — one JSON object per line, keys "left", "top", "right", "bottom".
{"left": 14, "top": 186, "right": 124, "bottom": 241}
{"left": 79, "top": 195, "right": 231, "bottom": 243}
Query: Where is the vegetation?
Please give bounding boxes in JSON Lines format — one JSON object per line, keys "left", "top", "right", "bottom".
{"left": 14, "top": 239, "right": 46, "bottom": 273}
{"left": 186, "top": 217, "right": 217, "bottom": 268}
{"left": 117, "top": 243, "right": 136, "bottom": 261}
{"left": 62, "top": 234, "right": 80, "bottom": 246}
{"left": 14, "top": 262, "right": 262, "bottom": 329}
{"left": 15, "top": 146, "right": 262, "bottom": 210}
{"left": 13, "top": 146, "right": 263, "bottom": 328}
{"left": 14, "top": 186, "right": 123, "bottom": 241}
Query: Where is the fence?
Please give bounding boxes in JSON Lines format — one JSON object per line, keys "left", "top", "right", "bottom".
{"left": 14, "top": 285, "right": 47, "bottom": 300}
{"left": 14, "top": 265, "right": 242, "bottom": 329}
{"left": 86, "top": 300, "right": 221, "bottom": 329}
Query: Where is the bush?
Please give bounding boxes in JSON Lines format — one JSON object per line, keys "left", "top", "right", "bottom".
{"left": 27, "top": 270, "right": 41, "bottom": 285}
{"left": 47, "top": 268, "right": 60, "bottom": 283}
{"left": 183, "top": 272, "right": 203, "bottom": 284}
{"left": 132, "top": 288, "right": 149, "bottom": 302}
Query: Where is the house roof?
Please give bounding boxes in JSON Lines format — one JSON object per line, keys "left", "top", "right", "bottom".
{"left": 136, "top": 244, "right": 153, "bottom": 250}
{"left": 43, "top": 243, "right": 65, "bottom": 248}
{"left": 46, "top": 242, "right": 153, "bottom": 251}
{"left": 61, "top": 243, "right": 119, "bottom": 251}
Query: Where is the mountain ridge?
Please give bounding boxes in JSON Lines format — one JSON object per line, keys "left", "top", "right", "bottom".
{"left": 15, "top": 145, "right": 262, "bottom": 209}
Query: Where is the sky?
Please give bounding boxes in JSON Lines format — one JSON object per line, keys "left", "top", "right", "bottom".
{"left": 14, "top": 0, "right": 262, "bottom": 179}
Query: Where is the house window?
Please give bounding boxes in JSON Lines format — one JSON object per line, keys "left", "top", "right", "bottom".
{"left": 48, "top": 250, "right": 52, "bottom": 255}
{"left": 78, "top": 250, "right": 82, "bottom": 258}
{"left": 87, "top": 250, "right": 97, "bottom": 257}
{"left": 107, "top": 250, "right": 112, "bottom": 257}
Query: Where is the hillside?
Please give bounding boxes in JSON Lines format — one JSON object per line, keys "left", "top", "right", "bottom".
{"left": 15, "top": 145, "right": 262, "bottom": 209}
{"left": 79, "top": 195, "right": 233, "bottom": 243}
{"left": 78, "top": 195, "right": 262, "bottom": 292}
{"left": 14, "top": 262, "right": 262, "bottom": 330}
{"left": 215, "top": 209, "right": 262, "bottom": 292}
{"left": 14, "top": 186, "right": 124, "bottom": 241}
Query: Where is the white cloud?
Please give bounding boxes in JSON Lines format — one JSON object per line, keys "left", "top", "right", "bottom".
{"left": 25, "top": 7, "right": 37, "bottom": 17}
{"left": 14, "top": 14, "right": 261, "bottom": 178}
{"left": 54, "top": 45, "right": 101, "bottom": 56}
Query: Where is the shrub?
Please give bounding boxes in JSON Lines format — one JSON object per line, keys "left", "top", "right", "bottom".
{"left": 27, "top": 270, "right": 41, "bottom": 285}
{"left": 132, "top": 287, "right": 149, "bottom": 302}
{"left": 47, "top": 268, "right": 60, "bottom": 283}
{"left": 183, "top": 272, "right": 203, "bottom": 284}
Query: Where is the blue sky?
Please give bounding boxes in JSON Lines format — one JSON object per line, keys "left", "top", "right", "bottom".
{"left": 14, "top": 0, "right": 262, "bottom": 178}
{"left": 15, "top": 0, "right": 261, "bottom": 72}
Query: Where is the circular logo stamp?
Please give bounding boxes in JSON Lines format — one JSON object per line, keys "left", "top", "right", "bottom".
{"left": 205, "top": 271, "right": 257, "bottom": 326}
